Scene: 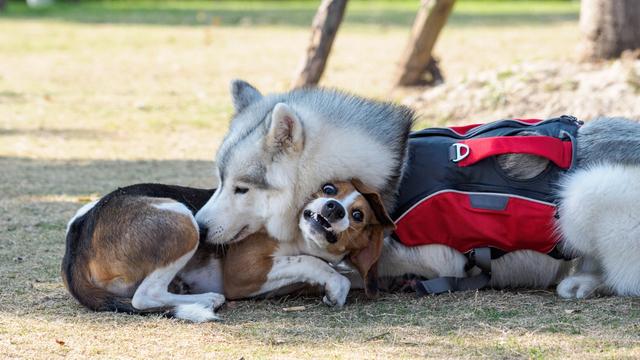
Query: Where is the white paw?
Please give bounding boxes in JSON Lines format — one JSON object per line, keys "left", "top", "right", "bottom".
{"left": 323, "top": 275, "right": 351, "bottom": 308}
{"left": 174, "top": 303, "right": 220, "bottom": 323}
{"left": 557, "top": 274, "right": 601, "bottom": 299}
{"left": 197, "top": 292, "right": 226, "bottom": 309}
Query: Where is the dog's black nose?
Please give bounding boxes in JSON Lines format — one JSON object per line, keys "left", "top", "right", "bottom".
{"left": 321, "top": 200, "right": 345, "bottom": 222}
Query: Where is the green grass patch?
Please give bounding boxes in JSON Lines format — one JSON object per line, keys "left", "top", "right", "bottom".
{"left": 2, "top": 0, "right": 579, "bottom": 27}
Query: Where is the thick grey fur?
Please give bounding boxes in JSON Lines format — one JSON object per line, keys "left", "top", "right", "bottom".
{"left": 217, "top": 80, "right": 414, "bottom": 210}
{"left": 576, "top": 117, "right": 640, "bottom": 167}
{"left": 498, "top": 118, "right": 640, "bottom": 180}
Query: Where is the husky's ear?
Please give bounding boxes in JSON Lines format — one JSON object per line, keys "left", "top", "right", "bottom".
{"left": 230, "top": 79, "right": 262, "bottom": 113}
{"left": 266, "top": 103, "right": 304, "bottom": 154}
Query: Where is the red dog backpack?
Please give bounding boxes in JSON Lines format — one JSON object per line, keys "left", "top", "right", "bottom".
{"left": 391, "top": 115, "right": 582, "bottom": 294}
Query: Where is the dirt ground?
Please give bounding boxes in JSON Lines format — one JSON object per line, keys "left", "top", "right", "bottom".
{"left": 408, "top": 56, "right": 640, "bottom": 128}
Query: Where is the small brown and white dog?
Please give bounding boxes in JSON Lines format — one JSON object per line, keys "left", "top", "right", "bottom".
{"left": 62, "top": 180, "right": 393, "bottom": 322}
{"left": 62, "top": 184, "right": 226, "bottom": 322}
{"left": 222, "top": 179, "right": 394, "bottom": 306}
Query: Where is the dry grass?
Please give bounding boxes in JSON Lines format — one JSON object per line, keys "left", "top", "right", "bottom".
{"left": 1, "top": 1, "right": 639, "bottom": 358}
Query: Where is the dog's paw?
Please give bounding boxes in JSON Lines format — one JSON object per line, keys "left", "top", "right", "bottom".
{"left": 174, "top": 303, "right": 221, "bottom": 323}
{"left": 323, "top": 274, "right": 351, "bottom": 308}
{"left": 557, "top": 274, "right": 602, "bottom": 299}
{"left": 196, "top": 292, "right": 226, "bottom": 309}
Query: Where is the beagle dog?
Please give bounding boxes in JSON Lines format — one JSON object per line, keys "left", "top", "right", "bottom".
{"left": 222, "top": 179, "right": 395, "bottom": 307}
{"left": 62, "top": 184, "right": 226, "bottom": 323}
{"left": 62, "top": 180, "right": 393, "bottom": 321}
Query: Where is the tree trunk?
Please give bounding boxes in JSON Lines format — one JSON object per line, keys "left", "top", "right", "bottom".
{"left": 292, "top": 0, "right": 347, "bottom": 88}
{"left": 393, "top": 0, "right": 455, "bottom": 87}
{"left": 580, "top": 0, "right": 640, "bottom": 60}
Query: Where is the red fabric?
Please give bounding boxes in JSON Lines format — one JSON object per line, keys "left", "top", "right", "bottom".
{"left": 394, "top": 192, "right": 559, "bottom": 253}
{"left": 456, "top": 136, "right": 573, "bottom": 169}
{"left": 513, "top": 118, "right": 543, "bottom": 124}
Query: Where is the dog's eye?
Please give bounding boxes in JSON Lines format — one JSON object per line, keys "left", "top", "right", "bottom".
{"left": 322, "top": 183, "right": 337, "bottom": 195}
{"left": 234, "top": 186, "right": 249, "bottom": 194}
{"left": 351, "top": 209, "right": 363, "bottom": 222}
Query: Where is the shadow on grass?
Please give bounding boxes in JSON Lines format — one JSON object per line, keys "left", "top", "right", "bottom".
{"left": 4, "top": 157, "right": 635, "bottom": 349}
{"left": 1, "top": 156, "right": 217, "bottom": 320}
{"left": 10, "top": 285, "right": 640, "bottom": 347}
{"left": 1, "top": 1, "right": 578, "bottom": 28}
{"left": 0, "top": 128, "right": 110, "bottom": 139}
{"left": 0, "top": 156, "right": 215, "bottom": 199}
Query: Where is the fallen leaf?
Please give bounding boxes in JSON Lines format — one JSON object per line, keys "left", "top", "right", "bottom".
{"left": 282, "top": 306, "right": 305, "bottom": 312}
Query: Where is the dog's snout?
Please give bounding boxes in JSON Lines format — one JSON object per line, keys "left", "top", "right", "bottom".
{"left": 321, "top": 200, "right": 345, "bottom": 222}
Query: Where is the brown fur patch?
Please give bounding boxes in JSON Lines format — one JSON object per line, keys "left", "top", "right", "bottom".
{"left": 85, "top": 196, "right": 199, "bottom": 300}
{"left": 222, "top": 231, "right": 278, "bottom": 300}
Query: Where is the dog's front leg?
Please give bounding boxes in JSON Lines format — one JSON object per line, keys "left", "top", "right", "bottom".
{"left": 254, "top": 255, "right": 351, "bottom": 308}
{"left": 556, "top": 256, "right": 607, "bottom": 298}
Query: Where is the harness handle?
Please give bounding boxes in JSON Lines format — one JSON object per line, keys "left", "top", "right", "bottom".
{"left": 450, "top": 136, "right": 573, "bottom": 169}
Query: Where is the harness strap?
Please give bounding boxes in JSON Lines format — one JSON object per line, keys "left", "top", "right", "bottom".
{"left": 415, "top": 247, "right": 492, "bottom": 295}
{"left": 450, "top": 136, "right": 573, "bottom": 169}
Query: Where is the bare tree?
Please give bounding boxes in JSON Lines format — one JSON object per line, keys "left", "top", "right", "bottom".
{"left": 292, "top": 0, "right": 348, "bottom": 88}
{"left": 393, "top": 0, "right": 455, "bottom": 87}
{"left": 580, "top": 0, "right": 640, "bottom": 60}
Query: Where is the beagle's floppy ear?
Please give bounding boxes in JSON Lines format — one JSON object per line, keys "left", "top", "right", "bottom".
{"left": 230, "top": 79, "right": 262, "bottom": 113}
{"left": 351, "top": 178, "right": 395, "bottom": 229}
{"left": 266, "top": 103, "right": 304, "bottom": 155}
{"left": 349, "top": 225, "right": 385, "bottom": 298}
{"left": 349, "top": 179, "right": 395, "bottom": 298}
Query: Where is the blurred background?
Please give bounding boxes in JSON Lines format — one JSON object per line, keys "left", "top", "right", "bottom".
{"left": 2, "top": 0, "right": 638, "bottom": 162}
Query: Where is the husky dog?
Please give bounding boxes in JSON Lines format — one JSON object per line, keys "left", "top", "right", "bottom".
{"left": 197, "top": 79, "right": 639, "bottom": 298}
{"left": 195, "top": 80, "right": 413, "bottom": 244}
{"left": 377, "top": 117, "right": 640, "bottom": 298}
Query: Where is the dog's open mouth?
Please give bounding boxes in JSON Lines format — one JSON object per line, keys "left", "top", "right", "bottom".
{"left": 303, "top": 209, "right": 337, "bottom": 243}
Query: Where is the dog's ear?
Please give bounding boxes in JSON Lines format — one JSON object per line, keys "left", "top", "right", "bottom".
{"left": 351, "top": 179, "right": 395, "bottom": 230}
{"left": 349, "top": 225, "right": 385, "bottom": 298}
{"left": 266, "top": 103, "right": 304, "bottom": 155}
{"left": 230, "top": 79, "right": 262, "bottom": 113}
{"left": 349, "top": 179, "right": 394, "bottom": 298}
